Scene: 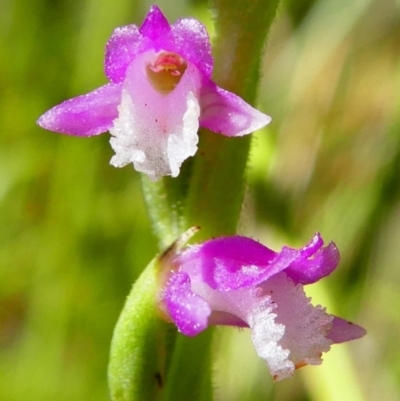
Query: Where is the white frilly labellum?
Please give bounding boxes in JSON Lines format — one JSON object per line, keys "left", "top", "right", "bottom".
{"left": 109, "top": 51, "right": 201, "bottom": 180}
{"left": 193, "top": 273, "right": 334, "bottom": 381}
{"left": 255, "top": 273, "right": 333, "bottom": 380}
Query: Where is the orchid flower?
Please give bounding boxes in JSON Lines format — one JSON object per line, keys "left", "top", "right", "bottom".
{"left": 37, "top": 6, "right": 271, "bottom": 180}
{"left": 160, "top": 233, "right": 366, "bottom": 381}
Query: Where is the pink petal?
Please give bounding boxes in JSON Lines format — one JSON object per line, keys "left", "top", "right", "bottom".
{"left": 162, "top": 272, "right": 211, "bottom": 336}
{"left": 105, "top": 7, "right": 172, "bottom": 83}
{"left": 37, "top": 83, "right": 122, "bottom": 136}
{"left": 177, "top": 235, "right": 334, "bottom": 292}
{"left": 299, "top": 232, "right": 324, "bottom": 257}
{"left": 284, "top": 235, "right": 340, "bottom": 285}
{"left": 177, "top": 236, "right": 277, "bottom": 291}
{"left": 105, "top": 24, "right": 148, "bottom": 83}
{"left": 142, "top": 12, "right": 213, "bottom": 79}
{"left": 169, "top": 18, "right": 213, "bottom": 79}
{"left": 327, "top": 317, "right": 366, "bottom": 343}
{"left": 105, "top": 7, "right": 213, "bottom": 89}
{"left": 199, "top": 83, "right": 271, "bottom": 136}
{"left": 139, "top": 5, "right": 171, "bottom": 40}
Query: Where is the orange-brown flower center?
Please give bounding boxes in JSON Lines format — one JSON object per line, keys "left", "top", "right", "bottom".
{"left": 146, "top": 52, "right": 187, "bottom": 94}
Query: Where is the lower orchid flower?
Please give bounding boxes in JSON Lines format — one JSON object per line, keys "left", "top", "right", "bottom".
{"left": 160, "top": 233, "right": 366, "bottom": 381}
{"left": 37, "top": 6, "right": 270, "bottom": 180}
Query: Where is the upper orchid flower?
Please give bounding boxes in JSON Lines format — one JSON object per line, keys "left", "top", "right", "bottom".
{"left": 37, "top": 6, "right": 271, "bottom": 180}
{"left": 160, "top": 233, "right": 366, "bottom": 381}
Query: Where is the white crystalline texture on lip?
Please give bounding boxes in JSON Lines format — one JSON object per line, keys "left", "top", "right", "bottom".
{"left": 167, "top": 92, "right": 200, "bottom": 176}
{"left": 195, "top": 272, "right": 334, "bottom": 381}
{"left": 109, "top": 50, "right": 201, "bottom": 180}
{"left": 257, "top": 273, "right": 334, "bottom": 380}
{"left": 250, "top": 306, "right": 293, "bottom": 379}
{"left": 193, "top": 281, "right": 293, "bottom": 379}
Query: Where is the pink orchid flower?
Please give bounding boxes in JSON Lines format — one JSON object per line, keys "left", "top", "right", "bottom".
{"left": 37, "top": 6, "right": 270, "bottom": 180}
{"left": 161, "top": 233, "right": 366, "bottom": 381}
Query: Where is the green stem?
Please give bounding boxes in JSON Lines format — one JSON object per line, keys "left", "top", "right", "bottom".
{"left": 211, "top": 0, "right": 280, "bottom": 102}
{"left": 141, "top": 176, "right": 183, "bottom": 249}
{"left": 184, "top": 0, "right": 280, "bottom": 241}
{"left": 108, "top": 255, "right": 170, "bottom": 401}
{"left": 163, "top": 331, "right": 213, "bottom": 401}
{"left": 141, "top": 160, "right": 193, "bottom": 249}
{"left": 184, "top": 131, "right": 251, "bottom": 239}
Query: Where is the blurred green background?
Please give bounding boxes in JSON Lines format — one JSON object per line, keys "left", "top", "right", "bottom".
{"left": 1, "top": 0, "right": 399, "bottom": 400}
